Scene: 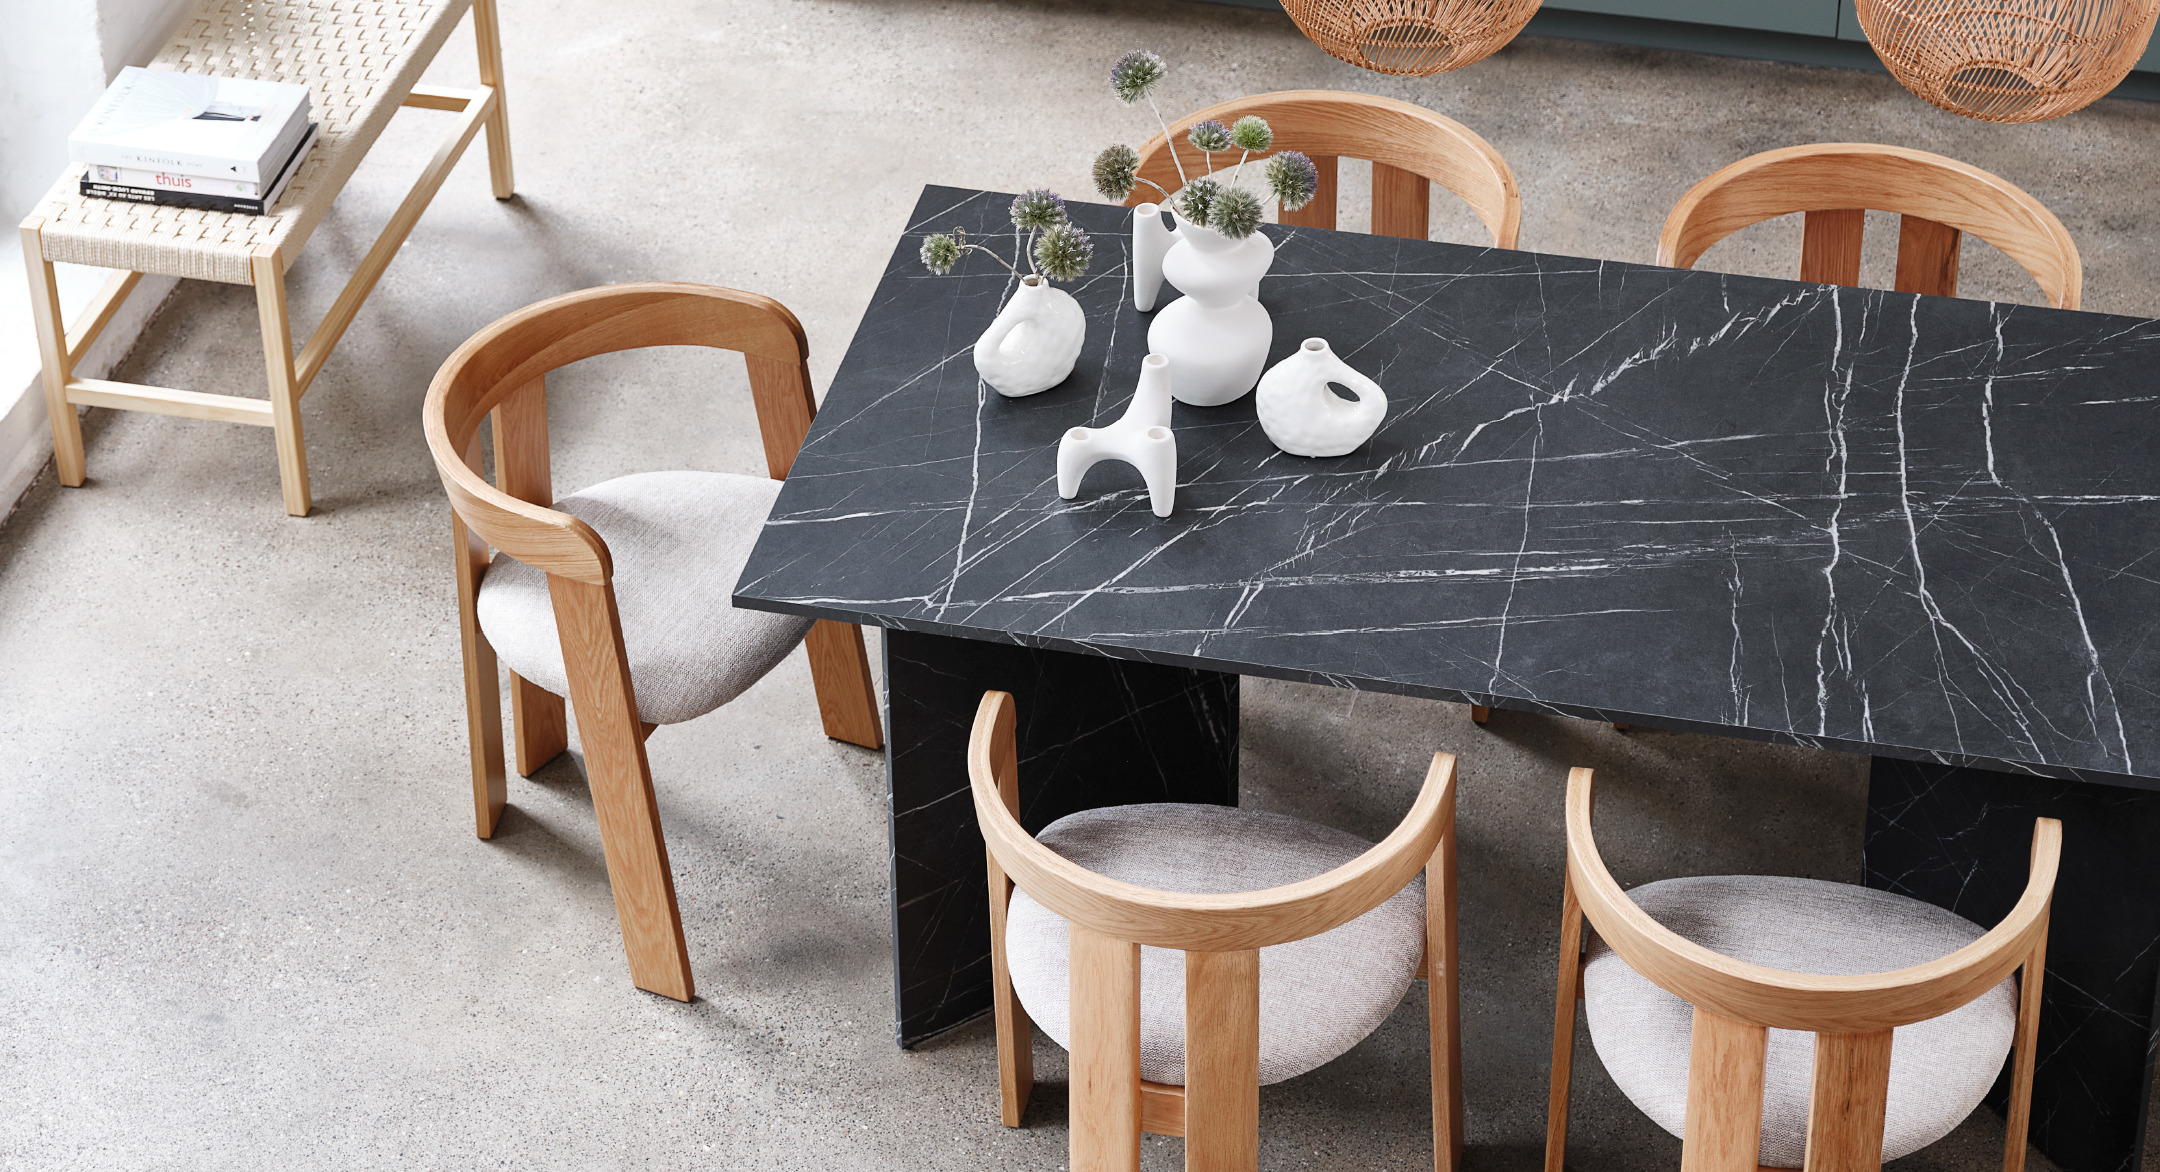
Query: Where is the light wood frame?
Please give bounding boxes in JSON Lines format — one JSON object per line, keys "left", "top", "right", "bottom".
{"left": 20, "top": 0, "right": 516, "bottom": 517}
{"left": 971, "top": 689, "right": 1464, "bottom": 1172}
{"left": 1544, "top": 766, "right": 2060, "bottom": 1172}
{"left": 1657, "top": 143, "right": 2082, "bottom": 311}
{"left": 1128, "top": 90, "right": 1521, "bottom": 249}
{"left": 422, "top": 282, "right": 885, "bottom": 1003}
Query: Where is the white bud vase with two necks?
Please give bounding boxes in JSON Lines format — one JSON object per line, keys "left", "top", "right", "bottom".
{"left": 1132, "top": 202, "right": 1274, "bottom": 407}
{"left": 973, "top": 273, "right": 1085, "bottom": 398}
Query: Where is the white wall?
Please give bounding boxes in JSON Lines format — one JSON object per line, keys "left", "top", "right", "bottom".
{"left": 1, "top": 0, "right": 196, "bottom": 518}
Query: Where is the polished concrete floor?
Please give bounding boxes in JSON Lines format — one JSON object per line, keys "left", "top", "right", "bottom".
{"left": 7, "top": 0, "right": 2160, "bottom": 1168}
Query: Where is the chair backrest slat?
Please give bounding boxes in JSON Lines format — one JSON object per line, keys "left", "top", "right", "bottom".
{"left": 1658, "top": 143, "right": 2080, "bottom": 309}
{"left": 1129, "top": 90, "right": 1520, "bottom": 248}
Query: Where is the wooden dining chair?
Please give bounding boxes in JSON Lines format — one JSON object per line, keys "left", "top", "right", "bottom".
{"left": 421, "top": 282, "right": 884, "bottom": 1003}
{"left": 1128, "top": 89, "right": 1521, "bottom": 248}
{"left": 1544, "top": 767, "right": 2060, "bottom": 1172}
{"left": 970, "top": 689, "right": 1464, "bottom": 1172}
{"left": 1658, "top": 142, "right": 2082, "bottom": 310}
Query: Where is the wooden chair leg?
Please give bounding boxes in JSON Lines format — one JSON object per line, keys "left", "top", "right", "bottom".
{"left": 1800, "top": 208, "right": 1865, "bottom": 288}
{"left": 2003, "top": 919, "right": 2050, "bottom": 1172}
{"left": 549, "top": 574, "right": 694, "bottom": 1002}
{"left": 805, "top": 620, "right": 883, "bottom": 748}
{"left": 1429, "top": 806, "right": 1464, "bottom": 1172}
{"left": 985, "top": 709, "right": 1034, "bottom": 1126}
{"left": 469, "top": 0, "right": 515, "bottom": 199}
{"left": 1186, "top": 948, "right": 1261, "bottom": 1172}
{"left": 1278, "top": 154, "right": 1337, "bottom": 230}
{"left": 452, "top": 507, "right": 507, "bottom": 838}
{"left": 1373, "top": 161, "right": 1432, "bottom": 241}
{"left": 251, "top": 246, "right": 311, "bottom": 517}
{"left": 1470, "top": 705, "right": 1490, "bottom": 725}
{"left": 1686, "top": 1009, "right": 1771, "bottom": 1172}
{"left": 1894, "top": 214, "right": 1963, "bottom": 301}
{"left": 20, "top": 219, "right": 86, "bottom": 487}
{"left": 510, "top": 672, "right": 568, "bottom": 775}
{"left": 1802, "top": 1029, "right": 1892, "bottom": 1172}
{"left": 1545, "top": 872, "right": 1585, "bottom": 1172}
{"left": 1069, "top": 923, "right": 1142, "bottom": 1172}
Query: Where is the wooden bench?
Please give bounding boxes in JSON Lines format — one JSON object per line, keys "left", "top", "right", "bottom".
{"left": 19, "top": 0, "right": 513, "bottom": 516}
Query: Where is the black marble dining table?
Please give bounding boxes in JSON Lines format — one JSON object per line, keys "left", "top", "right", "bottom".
{"left": 735, "top": 185, "right": 2160, "bottom": 1172}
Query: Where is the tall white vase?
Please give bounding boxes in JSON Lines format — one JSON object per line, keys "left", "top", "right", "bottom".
{"left": 1058, "top": 353, "right": 1177, "bottom": 517}
{"left": 973, "top": 274, "right": 1085, "bottom": 398}
{"left": 1137, "top": 210, "right": 1274, "bottom": 407}
{"left": 1256, "top": 338, "right": 1387, "bottom": 457}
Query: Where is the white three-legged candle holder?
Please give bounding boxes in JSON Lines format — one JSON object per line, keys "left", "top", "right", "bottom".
{"left": 1058, "top": 353, "right": 1177, "bottom": 517}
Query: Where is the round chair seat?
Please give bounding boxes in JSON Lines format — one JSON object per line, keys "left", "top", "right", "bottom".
{"left": 1583, "top": 875, "right": 2017, "bottom": 1169}
{"left": 475, "top": 470, "right": 814, "bottom": 726}
{"left": 1005, "top": 802, "right": 1426, "bottom": 1087}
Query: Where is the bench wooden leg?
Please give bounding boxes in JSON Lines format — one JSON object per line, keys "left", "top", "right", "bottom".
{"left": 20, "top": 219, "right": 86, "bottom": 487}
{"left": 471, "top": 0, "right": 515, "bottom": 199}
{"left": 251, "top": 247, "right": 311, "bottom": 516}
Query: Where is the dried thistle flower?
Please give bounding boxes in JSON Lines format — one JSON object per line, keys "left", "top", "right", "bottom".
{"left": 1265, "top": 150, "right": 1320, "bottom": 212}
{"left": 1009, "top": 188, "right": 1068, "bottom": 232}
{"left": 920, "top": 230, "right": 965, "bottom": 275}
{"left": 1229, "top": 115, "right": 1273, "bottom": 153}
{"left": 1175, "top": 175, "right": 1221, "bottom": 227}
{"left": 1110, "top": 50, "right": 1166, "bottom": 105}
{"left": 1033, "top": 223, "right": 1094, "bottom": 282}
{"left": 1092, "top": 144, "right": 1140, "bottom": 201}
{"left": 1187, "top": 119, "right": 1233, "bottom": 153}
{"left": 1210, "top": 186, "right": 1264, "bottom": 239}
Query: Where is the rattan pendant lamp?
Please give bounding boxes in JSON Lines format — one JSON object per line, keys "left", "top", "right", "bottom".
{"left": 1280, "top": 0, "right": 1544, "bottom": 76}
{"left": 1856, "top": 0, "right": 2160, "bottom": 121}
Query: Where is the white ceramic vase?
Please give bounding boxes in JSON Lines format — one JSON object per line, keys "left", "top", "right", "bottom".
{"left": 973, "top": 274, "right": 1084, "bottom": 398}
{"left": 1255, "top": 338, "right": 1387, "bottom": 457}
{"left": 1058, "top": 353, "right": 1177, "bottom": 517}
{"left": 1133, "top": 206, "right": 1274, "bottom": 407}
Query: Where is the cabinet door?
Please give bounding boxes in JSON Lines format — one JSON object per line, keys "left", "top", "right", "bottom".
{"left": 1838, "top": 0, "right": 2160, "bottom": 69}
{"left": 1542, "top": 0, "right": 1839, "bottom": 37}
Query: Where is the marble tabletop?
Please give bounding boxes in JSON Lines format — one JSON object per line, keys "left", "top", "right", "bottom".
{"left": 736, "top": 185, "right": 2160, "bottom": 788}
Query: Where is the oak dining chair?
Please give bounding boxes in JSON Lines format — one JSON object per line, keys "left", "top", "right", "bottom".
{"left": 970, "top": 689, "right": 1464, "bottom": 1172}
{"left": 1658, "top": 142, "right": 2082, "bottom": 310}
{"left": 1544, "top": 767, "right": 2060, "bottom": 1172}
{"left": 421, "top": 282, "right": 884, "bottom": 1003}
{"left": 1128, "top": 89, "right": 1521, "bottom": 248}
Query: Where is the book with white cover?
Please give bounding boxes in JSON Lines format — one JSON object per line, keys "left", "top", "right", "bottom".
{"left": 68, "top": 68, "right": 311, "bottom": 183}
{"left": 81, "top": 122, "right": 319, "bottom": 216}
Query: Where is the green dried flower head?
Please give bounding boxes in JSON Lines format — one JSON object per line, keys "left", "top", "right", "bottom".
{"left": 1210, "top": 186, "right": 1264, "bottom": 239}
{"left": 1187, "top": 119, "right": 1232, "bottom": 153}
{"left": 1033, "top": 223, "right": 1094, "bottom": 282}
{"left": 1092, "top": 144, "right": 1141, "bottom": 201}
{"left": 1010, "top": 188, "right": 1068, "bottom": 232}
{"left": 1110, "top": 50, "right": 1166, "bottom": 105}
{"left": 920, "top": 230, "right": 965, "bottom": 275}
{"left": 1175, "top": 175, "right": 1221, "bottom": 227}
{"left": 1265, "top": 150, "right": 1320, "bottom": 212}
{"left": 1229, "top": 115, "right": 1273, "bottom": 152}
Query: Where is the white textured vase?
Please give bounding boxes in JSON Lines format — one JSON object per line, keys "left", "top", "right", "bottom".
{"left": 1255, "top": 338, "right": 1387, "bottom": 458}
{"left": 973, "top": 274, "right": 1085, "bottom": 398}
{"left": 1058, "top": 353, "right": 1177, "bottom": 517}
{"left": 1136, "top": 209, "right": 1274, "bottom": 407}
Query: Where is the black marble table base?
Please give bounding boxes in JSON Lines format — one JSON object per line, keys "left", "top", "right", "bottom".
{"left": 1867, "top": 760, "right": 2160, "bottom": 1172}
{"left": 882, "top": 630, "right": 1239, "bottom": 1046}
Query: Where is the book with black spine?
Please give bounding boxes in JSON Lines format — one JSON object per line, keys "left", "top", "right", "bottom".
{"left": 79, "top": 122, "right": 319, "bottom": 216}
{"left": 68, "top": 68, "right": 311, "bottom": 183}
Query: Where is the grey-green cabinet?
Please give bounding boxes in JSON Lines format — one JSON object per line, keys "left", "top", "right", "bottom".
{"left": 1543, "top": 0, "right": 1838, "bottom": 38}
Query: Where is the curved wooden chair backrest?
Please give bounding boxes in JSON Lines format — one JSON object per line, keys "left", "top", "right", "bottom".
{"left": 421, "top": 282, "right": 817, "bottom": 585}
{"left": 1565, "top": 766, "right": 2060, "bottom": 1171}
{"left": 1657, "top": 143, "right": 2082, "bottom": 310}
{"left": 1129, "top": 89, "right": 1521, "bottom": 248}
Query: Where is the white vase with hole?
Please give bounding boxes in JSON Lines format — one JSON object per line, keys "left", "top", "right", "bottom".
{"left": 1132, "top": 205, "right": 1274, "bottom": 407}
{"left": 973, "top": 274, "right": 1085, "bottom": 398}
{"left": 1256, "top": 338, "right": 1388, "bottom": 457}
{"left": 1058, "top": 352, "right": 1176, "bottom": 517}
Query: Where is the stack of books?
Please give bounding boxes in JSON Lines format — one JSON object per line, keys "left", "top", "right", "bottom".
{"left": 69, "top": 67, "right": 318, "bottom": 216}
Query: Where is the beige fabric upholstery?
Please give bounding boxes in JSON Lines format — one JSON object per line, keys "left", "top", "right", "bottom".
{"left": 1004, "top": 803, "right": 1425, "bottom": 1087}
{"left": 29, "top": 0, "right": 473, "bottom": 284}
{"left": 475, "top": 471, "right": 813, "bottom": 726}
{"left": 1582, "top": 875, "right": 2017, "bottom": 1168}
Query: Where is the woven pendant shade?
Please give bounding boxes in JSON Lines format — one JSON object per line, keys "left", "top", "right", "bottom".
{"left": 1856, "top": 0, "right": 2160, "bottom": 122}
{"left": 1281, "top": 0, "right": 1544, "bottom": 76}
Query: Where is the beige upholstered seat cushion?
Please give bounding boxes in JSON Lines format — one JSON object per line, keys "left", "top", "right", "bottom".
{"left": 1583, "top": 875, "right": 2017, "bottom": 1169}
{"left": 475, "top": 471, "right": 813, "bottom": 727}
{"left": 1004, "top": 803, "right": 1426, "bottom": 1087}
